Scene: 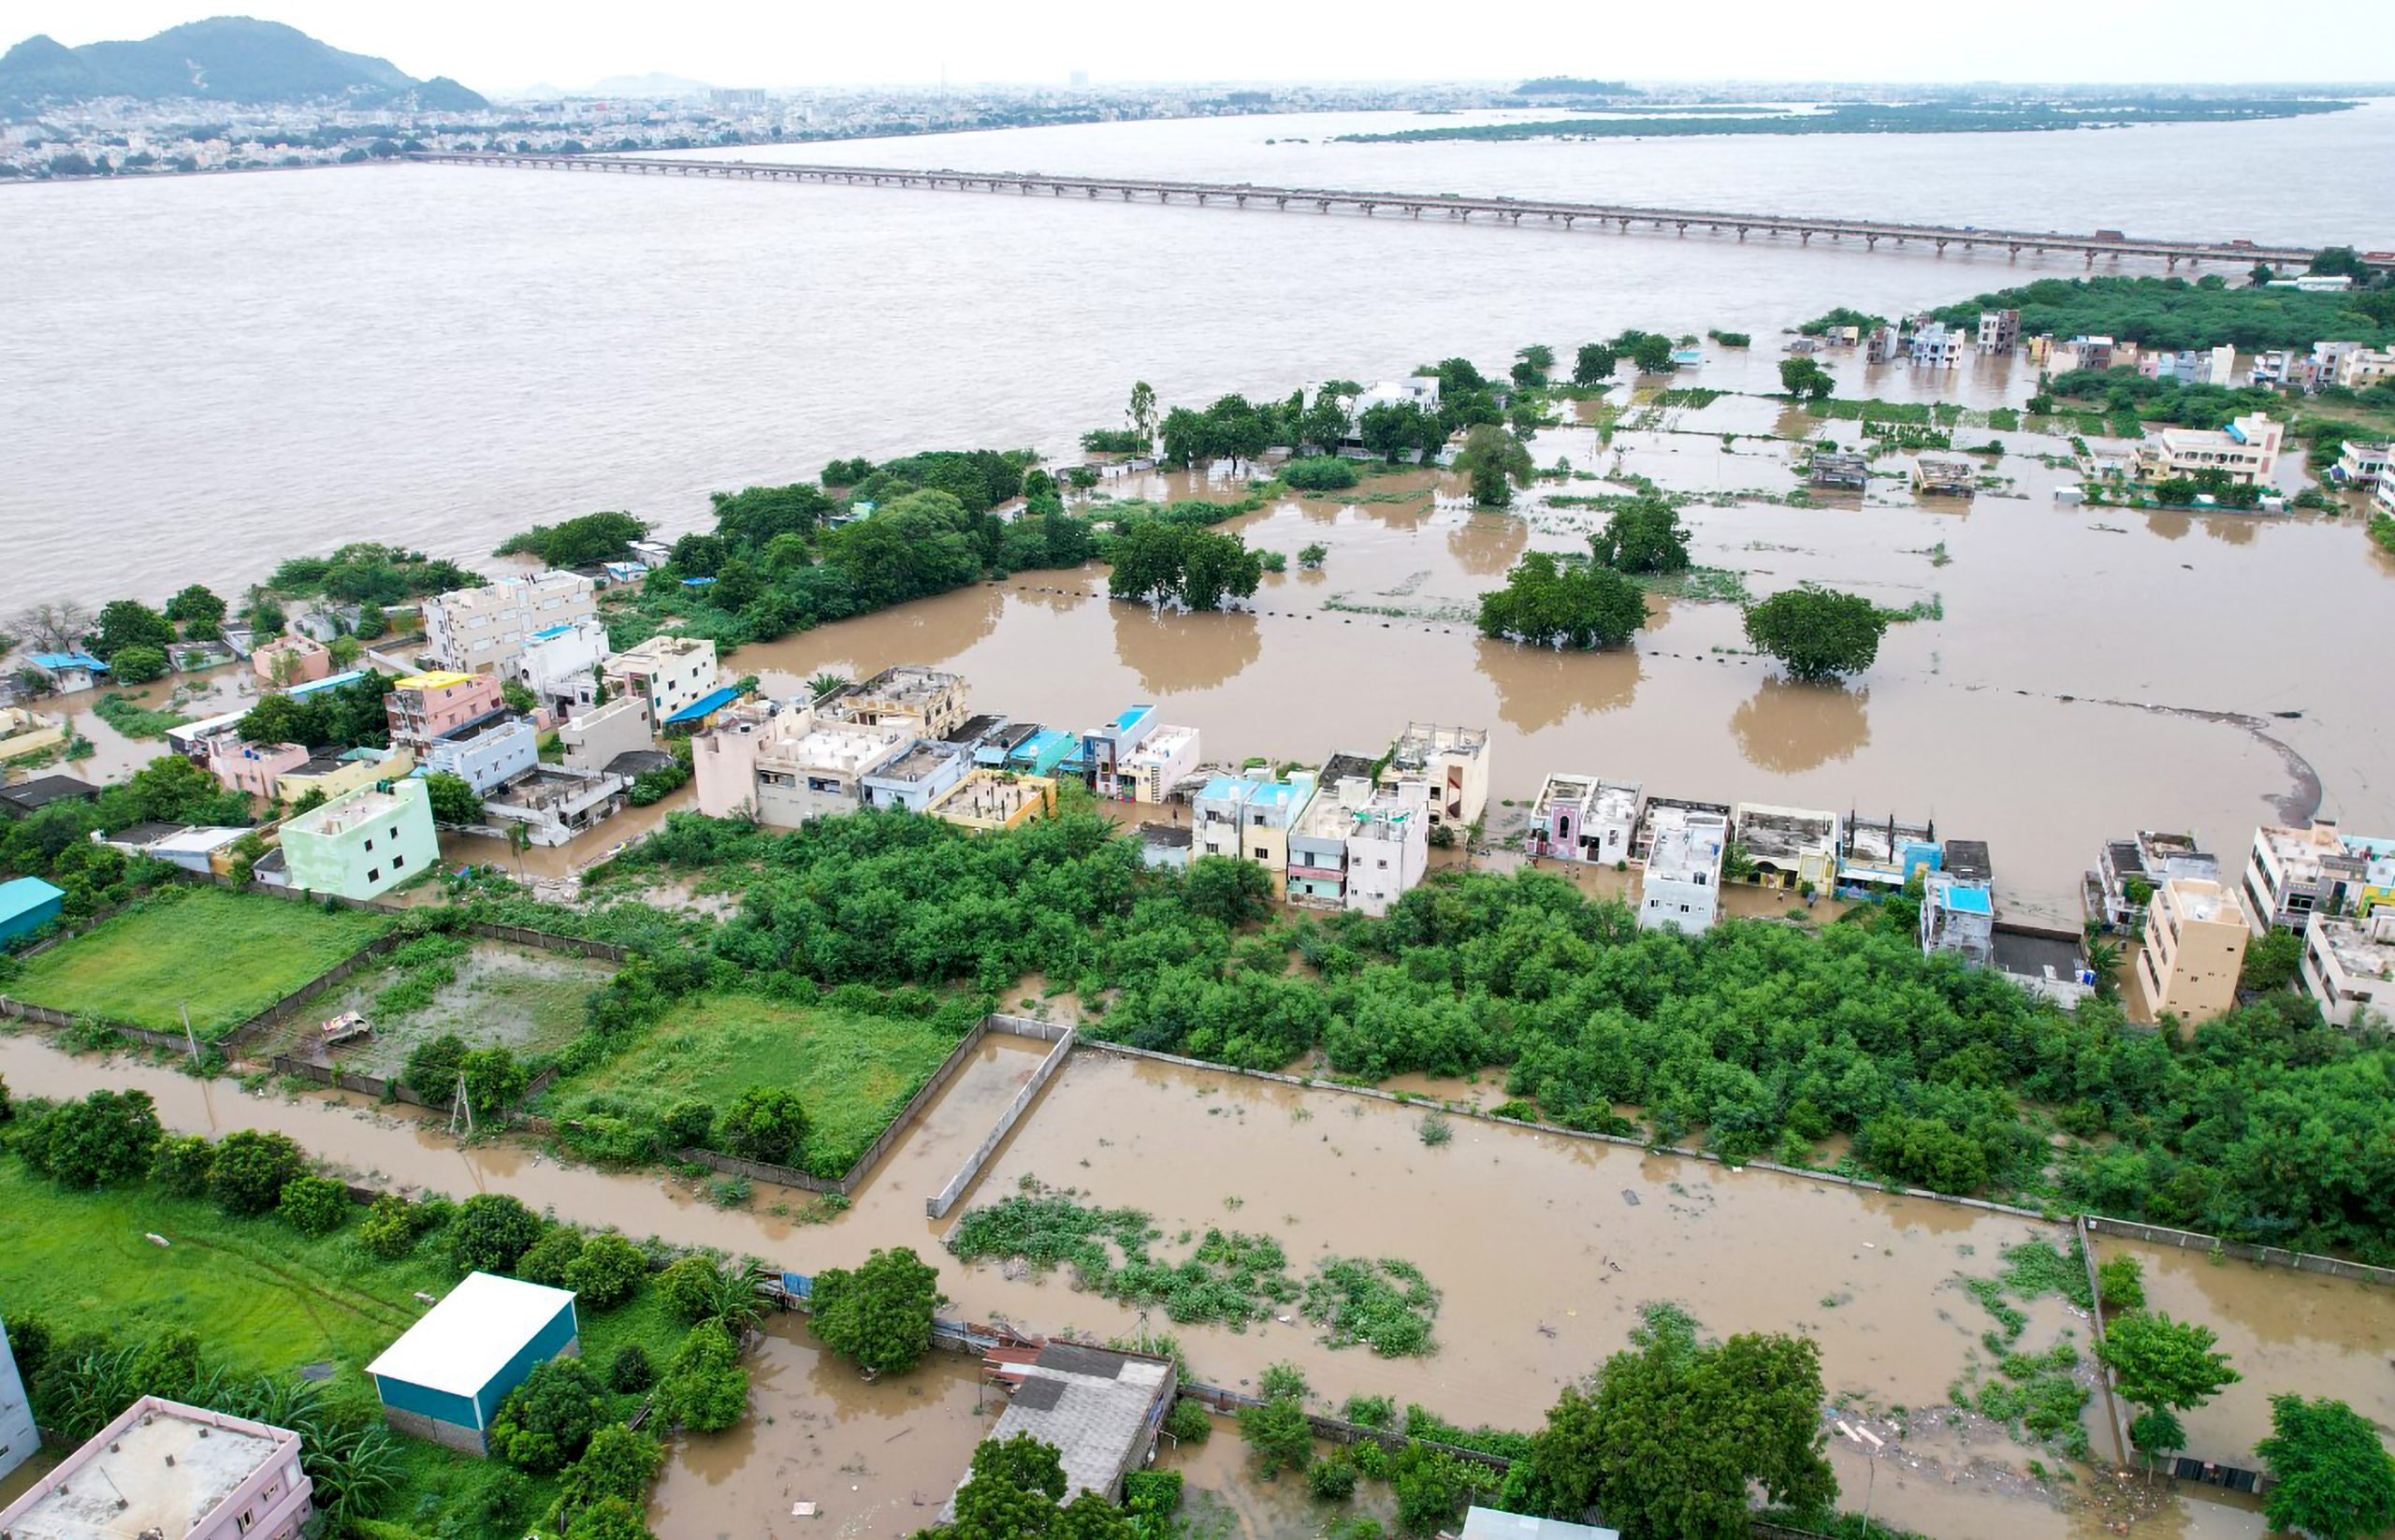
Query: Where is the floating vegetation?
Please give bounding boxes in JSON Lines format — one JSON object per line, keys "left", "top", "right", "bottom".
{"left": 1301, "top": 1257, "right": 1441, "bottom": 1357}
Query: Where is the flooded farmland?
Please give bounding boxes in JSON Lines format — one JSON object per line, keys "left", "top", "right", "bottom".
{"left": 6, "top": 1027, "right": 2343, "bottom": 1540}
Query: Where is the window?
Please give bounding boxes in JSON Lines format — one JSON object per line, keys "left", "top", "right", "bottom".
{"left": 392, "top": 854, "right": 406, "bottom": 871}
{"left": 1253, "top": 847, "right": 1268, "bottom": 860}
{"left": 363, "top": 837, "right": 373, "bottom": 851}
{"left": 1679, "top": 903, "right": 1691, "bottom": 913}
{"left": 388, "top": 826, "right": 399, "bottom": 839}
{"left": 367, "top": 868, "right": 381, "bottom": 882}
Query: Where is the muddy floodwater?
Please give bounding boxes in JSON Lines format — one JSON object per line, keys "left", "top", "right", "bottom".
{"left": 6, "top": 1028, "right": 2373, "bottom": 1540}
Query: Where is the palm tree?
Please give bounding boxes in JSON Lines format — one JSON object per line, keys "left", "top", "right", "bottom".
{"left": 806, "top": 672, "right": 849, "bottom": 702}
{"left": 700, "top": 1260, "right": 770, "bottom": 1334}
{"left": 506, "top": 821, "right": 531, "bottom": 878}
{"left": 2086, "top": 938, "right": 2125, "bottom": 1001}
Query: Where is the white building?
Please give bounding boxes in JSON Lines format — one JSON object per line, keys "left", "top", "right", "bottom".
{"left": 2332, "top": 441, "right": 2389, "bottom": 487}
{"left": 1342, "top": 778, "right": 1431, "bottom": 916}
{"left": 421, "top": 573, "right": 598, "bottom": 676}
{"left": 1121, "top": 723, "right": 1202, "bottom": 804}
{"left": 512, "top": 617, "right": 611, "bottom": 715}
{"left": 1908, "top": 321, "right": 1965, "bottom": 368}
{"left": 417, "top": 711, "right": 540, "bottom": 795}
{"left": 2300, "top": 909, "right": 2395, "bottom": 1029}
{"left": 1638, "top": 805, "right": 1728, "bottom": 934}
{"left": 2335, "top": 346, "right": 2395, "bottom": 391}
{"left": 0, "top": 1397, "right": 312, "bottom": 1540}
{"left": 2241, "top": 821, "right": 2385, "bottom": 936}
{"left": 0, "top": 1315, "right": 34, "bottom": 1485}
{"left": 1381, "top": 722, "right": 1489, "bottom": 833}
{"left": 599, "top": 635, "right": 719, "bottom": 731}
{"left": 692, "top": 701, "right": 911, "bottom": 827}
{"left": 2132, "top": 414, "right": 2284, "bottom": 486}
{"left": 559, "top": 694, "right": 654, "bottom": 775}
{"left": 1525, "top": 774, "right": 1641, "bottom": 865}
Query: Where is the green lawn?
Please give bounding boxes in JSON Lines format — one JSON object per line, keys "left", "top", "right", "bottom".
{"left": 557, "top": 992, "right": 968, "bottom": 1175}
{"left": 9, "top": 888, "right": 389, "bottom": 1039}
{"left": 0, "top": 1161, "right": 690, "bottom": 1539}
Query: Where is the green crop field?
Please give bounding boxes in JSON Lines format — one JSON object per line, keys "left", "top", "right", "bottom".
{"left": 7, "top": 888, "right": 389, "bottom": 1039}
{"left": 556, "top": 993, "right": 967, "bottom": 1175}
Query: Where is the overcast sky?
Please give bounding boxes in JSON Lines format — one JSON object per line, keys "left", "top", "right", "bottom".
{"left": 15, "top": 0, "right": 2395, "bottom": 92}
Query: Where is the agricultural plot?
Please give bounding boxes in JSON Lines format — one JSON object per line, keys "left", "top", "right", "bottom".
{"left": 7, "top": 888, "right": 387, "bottom": 1040}
{"left": 256, "top": 937, "right": 612, "bottom": 1079}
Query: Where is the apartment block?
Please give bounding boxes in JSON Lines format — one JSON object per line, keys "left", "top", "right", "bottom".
{"left": 692, "top": 701, "right": 911, "bottom": 827}
{"left": 417, "top": 710, "right": 539, "bottom": 795}
{"left": 421, "top": 573, "right": 597, "bottom": 676}
{"left": 819, "top": 665, "right": 969, "bottom": 739}
{"left": 2132, "top": 414, "right": 2284, "bottom": 486}
{"left": 1732, "top": 802, "right": 1841, "bottom": 893}
{"left": 1288, "top": 772, "right": 1430, "bottom": 913}
{"left": 559, "top": 694, "right": 654, "bottom": 774}
{"left": 279, "top": 778, "right": 439, "bottom": 901}
{"left": 2300, "top": 909, "right": 2395, "bottom": 1029}
{"left": 386, "top": 672, "right": 504, "bottom": 753}
{"left": 514, "top": 617, "right": 610, "bottom": 714}
{"left": 2241, "top": 820, "right": 2384, "bottom": 935}
{"left": 1195, "top": 770, "right": 1317, "bottom": 894}
{"left": 1908, "top": 320, "right": 1965, "bottom": 367}
{"left": 1639, "top": 805, "right": 1729, "bottom": 934}
{"left": 2089, "top": 829, "right": 2217, "bottom": 931}
{"left": 1974, "top": 308, "right": 2020, "bottom": 354}
{"left": 2335, "top": 345, "right": 2395, "bottom": 390}
{"left": 1381, "top": 722, "right": 1488, "bottom": 831}
{"left": 0, "top": 1397, "right": 312, "bottom": 1540}
{"left": 1122, "top": 723, "right": 1201, "bottom": 804}
{"left": 2135, "top": 878, "right": 2250, "bottom": 1028}
{"left": 1920, "top": 873, "right": 1996, "bottom": 968}
{"left": 601, "top": 635, "right": 720, "bottom": 732}
{"left": 1081, "top": 703, "right": 1157, "bottom": 798}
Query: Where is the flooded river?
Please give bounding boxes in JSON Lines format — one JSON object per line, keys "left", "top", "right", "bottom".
{"left": 7, "top": 1029, "right": 2360, "bottom": 1539}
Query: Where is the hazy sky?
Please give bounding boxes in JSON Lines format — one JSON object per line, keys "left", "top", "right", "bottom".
{"left": 15, "top": 0, "right": 2395, "bottom": 92}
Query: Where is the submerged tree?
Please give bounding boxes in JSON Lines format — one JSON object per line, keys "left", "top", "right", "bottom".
{"left": 1741, "top": 585, "right": 1890, "bottom": 682}
{"left": 1477, "top": 553, "right": 1645, "bottom": 650}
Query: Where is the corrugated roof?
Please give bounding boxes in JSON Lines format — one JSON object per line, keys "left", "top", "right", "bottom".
{"left": 367, "top": 1272, "right": 575, "bottom": 1398}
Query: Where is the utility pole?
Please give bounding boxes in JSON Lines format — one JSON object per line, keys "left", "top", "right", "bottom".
{"left": 181, "top": 1003, "right": 201, "bottom": 1068}
{"left": 1836, "top": 1420, "right": 1883, "bottom": 1537}
{"left": 450, "top": 1069, "right": 473, "bottom": 1140}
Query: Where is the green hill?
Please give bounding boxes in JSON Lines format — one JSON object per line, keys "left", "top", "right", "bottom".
{"left": 0, "top": 16, "right": 486, "bottom": 113}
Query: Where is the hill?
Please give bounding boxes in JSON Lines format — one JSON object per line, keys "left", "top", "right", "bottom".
{"left": 0, "top": 16, "right": 486, "bottom": 114}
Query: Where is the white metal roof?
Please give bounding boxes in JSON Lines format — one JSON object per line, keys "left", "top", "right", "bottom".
{"left": 367, "top": 1271, "right": 575, "bottom": 1397}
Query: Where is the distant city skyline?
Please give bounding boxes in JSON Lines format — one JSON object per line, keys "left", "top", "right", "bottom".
{"left": 12, "top": 0, "right": 2394, "bottom": 93}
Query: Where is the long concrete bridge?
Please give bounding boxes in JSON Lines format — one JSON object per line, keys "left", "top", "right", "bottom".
{"left": 413, "top": 150, "right": 2334, "bottom": 270}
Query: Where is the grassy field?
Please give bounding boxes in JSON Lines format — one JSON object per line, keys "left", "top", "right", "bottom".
{"left": 0, "top": 1161, "right": 689, "bottom": 1538}
{"left": 256, "top": 940, "right": 612, "bottom": 1077}
{"left": 7, "top": 888, "right": 389, "bottom": 1039}
{"left": 558, "top": 992, "right": 968, "bottom": 1175}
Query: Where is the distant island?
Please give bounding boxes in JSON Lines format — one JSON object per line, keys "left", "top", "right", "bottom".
{"left": 1511, "top": 77, "right": 1640, "bottom": 96}
{"left": 1338, "top": 96, "right": 2357, "bottom": 142}
{"left": 0, "top": 16, "right": 486, "bottom": 114}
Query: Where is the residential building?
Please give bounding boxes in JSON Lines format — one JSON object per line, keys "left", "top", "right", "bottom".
{"left": 1920, "top": 873, "right": 1996, "bottom": 967}
{"left": 1461, "top": 1507, "right": 1619, "bottom": 1540}
{"left": 559, "top": 694, "right": 654, "bottom": 774}
{"left": 2067, "top": 335, "right": 2115, "bottom": 371}
{"left": 1863, "top": 325, "right": 1899, "bottom": 364}
{"left": 2131, "top": 414, "right": 2284, "bottom": 486}
{"left": 939, "top": 1344, "right": 1174, "bottom": 1518}
{"left": 27, "top": 650, "right": 108, "bottom": 692}
{"left": 0, "top": 775, "right": 98, "bottom": 818}
{"left": 1732, "top": 803, "right": 1841, "bottom": 893}
{"left": 1381, "top": 722, "right": 1489, "bottom": 832}
{"left": 2206, "top": 343, "right": 2238, "bottom": 385}
{"left": 0, "top": 1396, "right": 311, "bottom": 1540}
{"left": 279, "top": 777, "right": 439, "bottom": 901}
{"left": 0, "top": 705, "right": 67, "bottom": 763}
{"left": 418, "top": 710, "right": 539, "bottom": 795}
{"left": 928, "top": 769, "right": 1058, "bottom": 831}
{"left": 368, "top": 1273, "right": 580, "bottom": 1456}
{"left": 2380, "top": 467, "right": 2395, "bottom": 520}
{"left": 1633, "top": 795, "right": 1733, "bottom": 862}
{"left": 207, "top": 737, "right": 310, "bottom": 799}
{"left": 512, "top": 617, "right": 611, "bottom": 715}
{"left": 421, "top": 572, "right": 598, "bottom": 676}
{"left": 1838, "top": 812, "right": 1940, "bottom": 898}
{"left": 2335, "top": 345, "right": 2395, "bottom": 391}
{"left": 2135, "top": 878, "right": 2250, "bottom": 1028}
{"left": 1911, "top": 453, "right": 1979, "bottom": 497}
{"left": 1639, "top": 805, "right": 1729, "bottom": 934}
{"left": 1194, "top": 770, "right": 1317, "bottom": 893}
{"left": 2300, "top": 909, "right": 2395, "bottom": 1029}
{"left": 692, "top": 701, "right": 910, "bottom": 827}
{"left": 1289, "top": 772, "right": 1391, "bottom": 908}
{"left": 1136, "top": 822, "right": 1193, "bottom": 870}
{"left": 2331, "top": 440, "right": 2389, "bottom": 486}
{"left": 250, "top": 633, "right": 331, "bottom": 686}
{"left": 284, "top": 668, "right": 371, "bottom": 703}
{"left": 482, "top": 764, "right": 628, "bottom": 846}
{"left": 976, "top": 721, "right": 1038, "bottom": 769}
{"left": 1122, "top": 722, "right": 1202, "bottom": 804}
{"left": 0, "top": 875, "right": 65, "bottom": 946}
{"left": 1008, "top": 727, "right": 1080, "bottom": 777}
{"left": 386, "top": 672, "right": 505, "bottom": 752}
{"left": 1336, "top": 376, "right": 1442, "bottom": 453}
{"left": 1974, "top": 308, "right": 2020, "bottom": 354}
{"left": 277, "top": 748, "right": 414, "bottom": 808}
{"left": 1808, "top": 450, "right": 1869, "bottom": 490}
{"left": 1342, "top": 778, "right": 1431, "bottom": 916}
{"left": 1907, "top": 320, "right": 1965, "bottom": 368}
{"left": 1081, "top": 703, "right": 1157, "bottom": 798}
{"left": 819, "top": 665, "right": 969, "bottom": 739}
{"left": 92, "top": 823, "right": 250, "bottom": 875}
{"left": 599, "top": 636, "right": 720, "bottom": 731}
{"left": 2089, "top": 830, "right": 2217, "bottom": 931}
{"left": 861, "top": 741, "right": 969, "bottom": 813}
{"left": 1525, "top": 773, "right": 1598, "bottom": 862}
{"left": 0, "top": 1313, "right": 34, "bottom": 1484}
{"left": 2242, "top": 820, "right": 2384, "bottom": 935}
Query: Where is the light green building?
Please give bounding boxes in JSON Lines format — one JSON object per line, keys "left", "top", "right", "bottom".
{"left": 278, "top": 777, "right": 439, "bottom": 901}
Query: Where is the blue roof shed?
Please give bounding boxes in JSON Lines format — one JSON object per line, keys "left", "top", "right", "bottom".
{"left": 368, "top": 1271, "right": 579, "bottom": 1455}
{"left": 0, "top": 877, "right": 65, "bottom": 945}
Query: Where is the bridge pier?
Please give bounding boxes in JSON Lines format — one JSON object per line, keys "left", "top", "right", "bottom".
{"left": 1865, "top": 235, "right": 1879, "bottom": 250}
{"left": 1276, "top": 196, "right": 1288, "bottom": 209}
{"left": 1676, "top": 221, "right": 1688, "bottom": 236}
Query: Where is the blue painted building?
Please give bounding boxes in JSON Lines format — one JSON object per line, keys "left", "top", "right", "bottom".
{"left": 367, "top": 1272, "right": 579, "bottom": 1454}
{"left": 0, "top": 877, "right": 65, "bottom": 947}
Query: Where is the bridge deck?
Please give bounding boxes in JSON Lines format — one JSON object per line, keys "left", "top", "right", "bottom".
{"left": 412, "top": 153, "right": 2334, "bottom": 269}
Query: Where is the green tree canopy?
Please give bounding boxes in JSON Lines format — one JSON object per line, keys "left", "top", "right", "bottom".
{"left": 1742, "top": 586, "right": 1890, "bottom": 681}
{"left": 1477, "top": 553, "right": 1646, "bottom": 649}
{"left": 494, "top": 511, "right": 648, "bottom": 568}
{"left": 92, "top": 599, "right": 175, "bottom": 660}
{"left": 207, "top": 1129, "right": 306, "bottom": 1216}
{"left": 718, "top": 1085, "right": 809, "bottom": 1165}
{"left": 18, "top": 1089, "right": 162, "bottom": 1188}
{"left": 2097, "top": 1311, "right": 2239, "bottom": 1417}
{"left": 809, "top": 1245, "right": 939, "bottom": 1374}
{"left": 1454, "top": 425, "right": 1533, "bottom": 508}
{"left": 1589, "top": 498, "right": 1691, "bottom": 574}
{"left": 1573, "top": 342, "right": 1618, "bottom": 386}
{"left": 2257, "top": 1394, "right": 2395, "bottom": 1540}
{"left": 423, "top": 772, "right": 483, "bottom": 828}
{"left": 490, "top": 1357, "right": 606, "bottom": 1473}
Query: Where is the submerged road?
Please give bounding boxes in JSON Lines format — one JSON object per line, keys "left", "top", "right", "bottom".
{"left": 411, "top": 151, "right": 2336, "bottom": 269}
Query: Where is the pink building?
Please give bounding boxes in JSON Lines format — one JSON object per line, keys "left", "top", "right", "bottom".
{"left": 386, "top": 671, "right": 503, "bottom": 752}
{"left": 0, "top": 1395, "right": 312, "bottom": 1540}
{"left": 209, "top": 737, "right": 309, "bottom": 799}
{"left": 251, "top": 634, "right": 332, "bottom": 686}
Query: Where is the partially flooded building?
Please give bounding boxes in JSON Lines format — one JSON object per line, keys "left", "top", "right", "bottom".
{"left": 1910, "top": 453, "right": 1979, "bottom": 498}
{"left": 1194, "top": 769, "right": 1317, "bottom": 894}
{"left": 1527, "top": 775, "right": 1641, "bottom": 865}
{"left": 1287, "top": 773, "right": 1430, "bottom": 916}
{"left": 819, "top": 665, "right": 970, "bottom": 739}
{"left": 1920, "top": 873, "right": 1996, "bottom": 968}
{"left": 1838, "top": 812, "right": 1941, "bottom": 898}
{"left": 942, "top": 1344, "right": 1175, "bottom": 1516}
{"left": 1381, "top": 721, "right": 1489, "bottom": 834}
{"left": 692, "top": 700, "right": 911, "bottom": 827}
{"left": 1733, "top": 802, "right": 1841, "bottom": 893}
{"left": 1638, "top": 803, "right": 1729, "bottom": 935}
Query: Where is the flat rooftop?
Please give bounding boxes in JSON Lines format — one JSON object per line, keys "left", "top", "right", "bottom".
{"left": 871, "top": 743, "right": 962, "bottom": 784}
{"left": 2316, "top": 917, "right": 2395, "bottom": 982}
{"left": 291, "top": 786, "right": 411, "bottom": 836}
{"left": 368, "top": 1271, "right": 573, "bottom": 1398}
{"left": 845, "top": 665, "right": 961, "bottom": 705}
{"left": 1, "top": 1398, "right": 295, "bottom": 1540}
{"left": 769, "top": 722, "right": 909, "bottom": 774}
{"left": 1648, "top": 816, "right": 1727, "bottom": 879}
{"left": 395, "top": 671, "right": 476, "bottom": 690}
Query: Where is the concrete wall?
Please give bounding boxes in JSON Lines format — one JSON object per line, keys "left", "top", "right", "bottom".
{"left": 925, "top": 1025, "right": 1077, "bottom": 1218}
{"left": 560, "top": 695, "right": 652, "bottom": 773}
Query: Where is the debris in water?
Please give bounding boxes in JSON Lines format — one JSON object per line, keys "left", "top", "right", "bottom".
{"left": 1620, "top": 1190, "right": 1641, "bottom": 1207}
{"left": 792, "top": 1504, "right": 818, "bottom": 1518}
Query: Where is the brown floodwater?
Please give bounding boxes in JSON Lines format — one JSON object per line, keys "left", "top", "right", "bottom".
{"left": 0, "top": 1030, "right": 2332, "bottom": 1540}
{"left": 726, "top": 398, "right": 2378, "bottom": 920}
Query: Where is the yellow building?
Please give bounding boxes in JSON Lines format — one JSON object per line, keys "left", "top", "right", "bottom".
{"left": 2136, "top": 878, "right": 2250, "bottom": 1029}
{"left": 928, "top": 769, "right": 1056, "bottom": 832}
{"left": 0, "top": 706, "right": 67, "bottom": 763}
{"left": 278, "top": 748, "right": 416, "bottom": 807}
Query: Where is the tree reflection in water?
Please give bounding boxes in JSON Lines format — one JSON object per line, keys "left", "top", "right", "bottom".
{"left": 1473, "top": 636, "right": 1641, "bottom": 734}
{"left": 1111, "top": 603, "right": 1262, "bottom": 694}
{"left": 1729, "top": 676, "right": 1872, "bottom": 773}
